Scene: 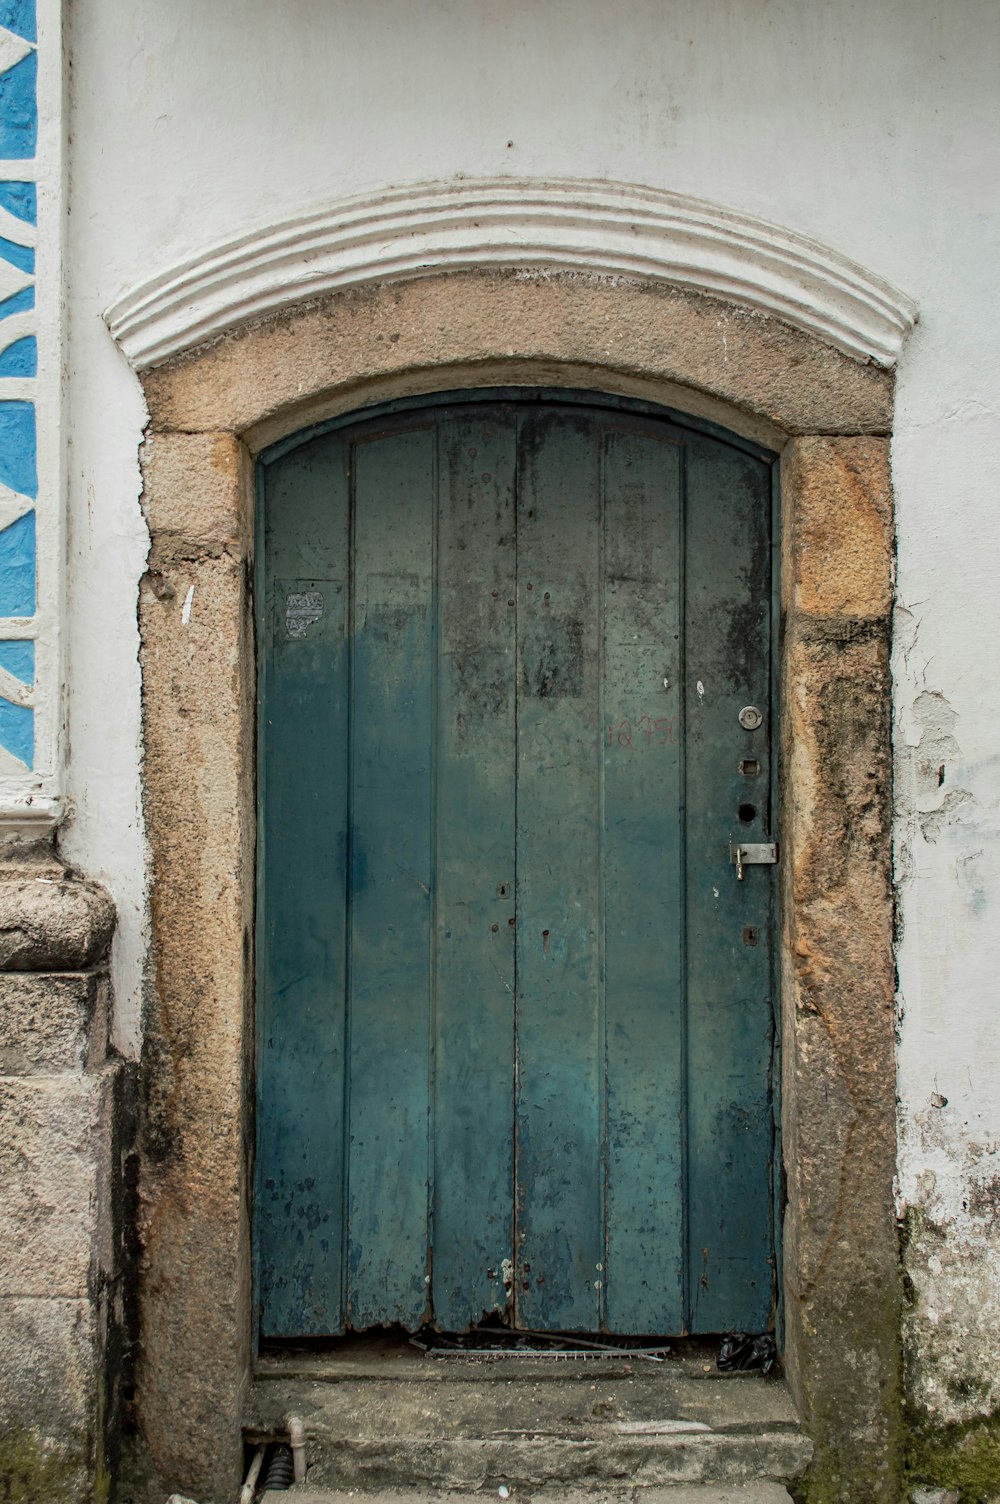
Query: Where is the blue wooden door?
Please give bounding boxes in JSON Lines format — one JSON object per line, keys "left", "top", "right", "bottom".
{"left": 255, "top": 393, "right": 776, "bottom": 1340}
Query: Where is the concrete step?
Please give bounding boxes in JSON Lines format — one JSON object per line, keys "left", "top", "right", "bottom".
{"left": 281, "top": 1488, "right": 796, "bottom": 1503}
{"left": 248, "top": 1354, "right": 810, "bottom": 1495}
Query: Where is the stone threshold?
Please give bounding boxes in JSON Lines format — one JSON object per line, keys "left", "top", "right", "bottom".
{"left": 246, "top": 1350, "right": 810, "bottom": 1494}
{"left": 276, "top": 1486, "right": 795, "bottom": 1503}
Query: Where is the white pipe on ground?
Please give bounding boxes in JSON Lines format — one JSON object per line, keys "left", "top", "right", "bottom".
{"left": 238, "top": 1442, "right": 266, "bottom": 1504}
{"left": 287, "top": 1415, "right": 307, "bottom": 1484}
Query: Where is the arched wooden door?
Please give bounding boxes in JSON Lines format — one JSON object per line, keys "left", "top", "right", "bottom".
{"left": 255, "top": 391, "right": 778, "bottom": 1340}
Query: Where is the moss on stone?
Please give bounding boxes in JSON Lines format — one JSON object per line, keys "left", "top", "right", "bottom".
{"left": 0, "top": 1427, "right": 88, "bottom": 1503}
{"left": 901, "top": 1204, "right": 1000, "bottom": 1501}
{"left": 804, "top": 1273, "right": 906, "bottom": 1503}
{"left": 905, "top": 1411, "right": 1000, "bottom": 1503}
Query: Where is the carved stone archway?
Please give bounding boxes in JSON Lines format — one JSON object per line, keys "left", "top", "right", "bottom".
{"left": 116, "top": 185, "right": 910, "bottom": 1504}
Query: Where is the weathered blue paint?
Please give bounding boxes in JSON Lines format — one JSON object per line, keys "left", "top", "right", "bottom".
{"left": 0, "top": 637, "right": 32, "bottom": 682}
{"left": 0, "top": 637, "right": 32, "bottom": 766}
{"left": 600, "top": 424, "right": 685, "bottom": 1333}
{"left": 255, "top": 436, "right": 351, "bottom": 1334}
{"left": 684, "top": 435, "right": 774, "bottom": 1333}
{"left": 0, "top": 235, "right": 32, "bottom": 274}
{"left": 0, "top": 1, "right": 36, "bottom": 45}
{"left": 0, "top": 335, "right": 35, "bottom": 377}
{"left": 0, "top": 286, "right": 33, "bottom": 322}
{"left": 0, "top": 697, "right": 29, "bottom": 765}
{"left": 0, "top": 0, "right": 37, "bottom": 775}
{"left": 0, "top": 507, "right": 34, "bottom": 615}
{"left": 0, "top": 53, "right": 36, "bottom": 159}
{"left": 0, "top": 181, "right": 35, "bottom": 222}
{"left": 0, "top": 400, "right": 36, "bottom": 499}
{"left": 346, "top": 427, "right": 437, "bottom": 1329}
{"left": 257, "top": 393, "right": 777, "bottom": 1340}
{"left": 431, "top": 412, "right": 518, "bottom": 1330}
{"left": 514, "top": 409, "right": 604, "bottom": 1333}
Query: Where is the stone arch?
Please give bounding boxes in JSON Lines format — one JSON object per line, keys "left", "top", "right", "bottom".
{"left": 130, "top": 265, "right": 901, "bottom": 1504}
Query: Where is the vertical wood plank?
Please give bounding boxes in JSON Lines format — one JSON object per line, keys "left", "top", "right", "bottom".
{"left": 432, "top": 409, "right": 518, "bottom": 1330}
{"left": 515, "top": 408, "right": 603, "bottom": 1333}
{"left": 347, "top": 425, "right": 436, "bottom": 1329}
{"left": 601, "top": 425, "right": 686, "bottom": 1333}
{"left": 258, "top": 437, "right": 350, "bottom": 1336}
{"left": 684, "top": 435, "right": 775, "bottom": 1334}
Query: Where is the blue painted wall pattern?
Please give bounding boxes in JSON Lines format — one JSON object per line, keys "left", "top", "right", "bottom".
{"left": 0, "top": 0, "right": 36, "bottom": 770}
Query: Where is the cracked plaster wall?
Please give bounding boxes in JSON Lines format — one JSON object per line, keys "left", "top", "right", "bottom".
{"left": 57, "top": 0, "right": 1000, "bottom": 1450}
{"left": 892, "top": 283, "right": 1000, "bottom": 1424}
{"left": 895, "top": 664, "right": 1000, "bottom": 1424}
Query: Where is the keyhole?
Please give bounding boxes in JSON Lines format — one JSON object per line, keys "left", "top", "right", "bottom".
{"left": 738, "top": 803, "right": 757, "bottom": 825}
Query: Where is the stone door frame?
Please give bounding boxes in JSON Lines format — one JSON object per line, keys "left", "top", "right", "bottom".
{"left": 131, "top": 269, "right": 900, "bottom": 1504}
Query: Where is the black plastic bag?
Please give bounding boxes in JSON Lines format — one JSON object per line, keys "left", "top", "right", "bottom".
{"left": 716, "top": 1331, "right": 776, "bottom": 1374}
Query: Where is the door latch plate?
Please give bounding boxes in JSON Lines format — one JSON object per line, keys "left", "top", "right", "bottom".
{"left": 731, "top": 841, "right": 779, "bottom": 880}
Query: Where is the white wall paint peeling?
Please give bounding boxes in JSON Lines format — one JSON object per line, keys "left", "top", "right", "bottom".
{"left": 61, "top": 0, "right": 1000, "bottom": 1404}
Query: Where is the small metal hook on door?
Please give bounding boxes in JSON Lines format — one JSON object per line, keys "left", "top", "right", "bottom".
{"left": 730, "top": 841, "right": 779, "bottom": 880}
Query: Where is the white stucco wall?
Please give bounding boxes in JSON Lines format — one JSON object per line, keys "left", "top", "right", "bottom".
{"left": 60, "top": 0, "right": 1000, "bottom": 1416}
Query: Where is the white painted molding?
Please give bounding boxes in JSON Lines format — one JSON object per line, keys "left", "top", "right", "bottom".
{"left": 105, "top": 178, "right": 916, "bottom": 371}
{"left": 15, "top": 0, "right": 68, "bottom": 832}
{"left": 0, "top": 0, "right": 65, "bottom": 836}
{"left": 0, "top": 790, "right": 65, "bottom": 839}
